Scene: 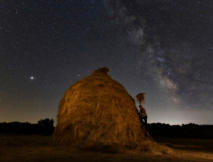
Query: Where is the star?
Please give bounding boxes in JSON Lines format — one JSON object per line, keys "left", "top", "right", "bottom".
{"left": 30, "top": 76, "right": 35, "bottom": 80}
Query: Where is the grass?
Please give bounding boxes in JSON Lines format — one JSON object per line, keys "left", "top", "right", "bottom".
{"left": 155, "top": 137, "right": 213, "bottom": 152}
{"left": 0, "top": 135, "right": 213, "bottom": 162}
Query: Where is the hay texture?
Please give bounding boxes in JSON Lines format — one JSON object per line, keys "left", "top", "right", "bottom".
{"left": 53, "top": 67, "right": 157, "bottom": 151}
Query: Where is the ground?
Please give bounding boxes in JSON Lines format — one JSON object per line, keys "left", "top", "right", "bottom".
{"left": 0, "top": 135, "right": 213, "bottom": 162}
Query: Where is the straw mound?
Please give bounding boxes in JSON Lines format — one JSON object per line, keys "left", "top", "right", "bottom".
{"left": 53, "top": 67, "right": 170, "bottom": 153}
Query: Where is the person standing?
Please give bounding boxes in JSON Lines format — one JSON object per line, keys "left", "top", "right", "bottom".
{"left": 139, "top": 105, "right": 147, "bottom": 125}
{"left": 136, "top": 93, "right": 148, "bottom": 125}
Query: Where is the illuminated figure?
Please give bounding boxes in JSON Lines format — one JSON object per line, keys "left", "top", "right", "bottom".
{"left": 136, "top": 93, "right": 147, "bottom": 125}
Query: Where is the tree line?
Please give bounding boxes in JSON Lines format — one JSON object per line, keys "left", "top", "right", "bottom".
{"left": 0, "top": 118, "right": 54, "bottom": 135}
{"left": 0, "top": 119, "right": 213, "bottom": 138}
{"left": 147, "top": 123, "right": 213, "bottom": 139}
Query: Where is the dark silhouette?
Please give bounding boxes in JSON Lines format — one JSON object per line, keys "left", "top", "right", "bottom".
{"left": 38, "top": 118, "right": 54, "bottom": 135}
{"left": 147, "top": 123, "right": 213, "bottom": 139}
{"left": 0, "top": 119, "right": 213, "bottom": 139}
{"left": 136, "top": 93, "right": 147, "bottom": 125}
{"left": 139, "top": 105, "right": 147, "bottom": 125}
{"left": 0, "top": 118, "right": 54, "bottom": 135}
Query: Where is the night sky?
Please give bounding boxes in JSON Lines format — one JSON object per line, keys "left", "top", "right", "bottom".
{"left": 1, "top": 0, "right": 213, "bottom": 124}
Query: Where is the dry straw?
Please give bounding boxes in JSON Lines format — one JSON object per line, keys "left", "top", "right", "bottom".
{"left": 53, "top": 67, "right": 171, "bottom": 154}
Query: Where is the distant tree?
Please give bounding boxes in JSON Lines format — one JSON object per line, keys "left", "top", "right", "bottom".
{"left": 38, "top": 118, "right": 54, "bottom": 128}
{"left": 38, "top": 118, "right": 54, "bottom": 135}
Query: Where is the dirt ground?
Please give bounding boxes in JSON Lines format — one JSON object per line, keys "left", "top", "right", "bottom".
{"left": 0, "top": 135, "right": 213, "bottom": 162}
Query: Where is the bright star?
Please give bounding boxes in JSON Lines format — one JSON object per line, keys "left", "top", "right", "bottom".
{"left": 30, "top": 76, "right": 35, "bottom": 80}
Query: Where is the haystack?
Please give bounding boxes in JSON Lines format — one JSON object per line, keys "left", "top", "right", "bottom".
{"left": 53, "top": 67, "right": 167, "bottom": 152}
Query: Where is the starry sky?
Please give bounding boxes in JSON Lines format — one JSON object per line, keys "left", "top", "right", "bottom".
{"left": 0, "top": 0, "right": 213, "bottom": 124}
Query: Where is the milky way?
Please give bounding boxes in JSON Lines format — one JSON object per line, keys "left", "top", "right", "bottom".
{"left": 104, "top": 0, "right": 213, "bottom": 110}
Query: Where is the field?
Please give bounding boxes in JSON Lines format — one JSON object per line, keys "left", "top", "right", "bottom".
{"left": 0, "top": 135, "right": 213, "bottom": 162}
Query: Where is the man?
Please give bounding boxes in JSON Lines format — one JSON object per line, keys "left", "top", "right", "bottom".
{"left": 136, "top": 93, "right": 148, "bottom": 125}
{"left": 139, "top": 105, "right": 147, "bottom": 125}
